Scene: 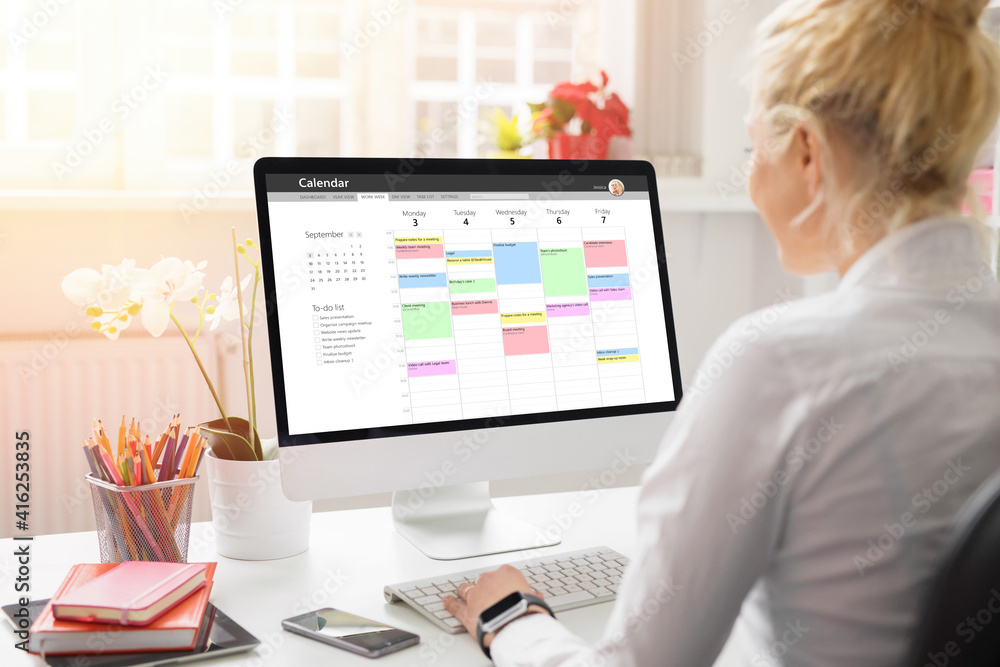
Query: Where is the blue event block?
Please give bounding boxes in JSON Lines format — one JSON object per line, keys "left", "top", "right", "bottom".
{"left": 493, "top": 242, "right": 542, "bottom": 285}
{"left": 587, "top": 273, "right": 631, "bottom": 288}
{"left": 398, "top": 273, "right": 448, "bottom": 288}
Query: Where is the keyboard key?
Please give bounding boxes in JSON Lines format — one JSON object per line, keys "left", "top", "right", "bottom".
{"left": 415, "top": 595, "right": 440, "bottom": 605}
{"left": 590, "top": 586, "right": 613, "bottom": 598}
{"left": 445, "top": 618, "right": 462, "bottom": 628}
{"left": 434, "top": 610, "right": 452, "bottom": 619}
{"left": 425, "top": 602, "right": 445, "bottom": 612}
{"left": 549, "top": 586, "right": 567, "bottom": 596}
{"left": 544, "top": 590, "right": 597, "bottom": 608}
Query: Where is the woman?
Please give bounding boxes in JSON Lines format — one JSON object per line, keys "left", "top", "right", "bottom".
{"left": 443, "top": 0, "right": 1000, "bottom": 664}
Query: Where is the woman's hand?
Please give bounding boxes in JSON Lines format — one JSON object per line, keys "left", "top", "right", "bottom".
{"left": 442, "top": 564, "right": 544, "bottom": 649}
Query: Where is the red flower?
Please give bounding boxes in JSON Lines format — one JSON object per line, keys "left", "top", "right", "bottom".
{"left": 550, "top": 81, "right": 597, "bottom": 107}
{"left": 530, "top": 72, "right": 631, "bottom": 142}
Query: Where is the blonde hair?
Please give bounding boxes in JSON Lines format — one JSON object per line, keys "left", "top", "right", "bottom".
{"left": 750, "top": 0, "right": 1000, "bottom": 247}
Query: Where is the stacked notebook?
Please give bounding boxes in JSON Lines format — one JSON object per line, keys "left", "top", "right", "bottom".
{"left": 28, "top": 562, "right": 217, "bottom": 656}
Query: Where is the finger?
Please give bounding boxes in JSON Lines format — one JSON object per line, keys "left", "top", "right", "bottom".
{"left": 443, "top": 596, "right": 467, "bottom": 623}
{"left": 457, "top": 582, "right": 476, "bottom": 600}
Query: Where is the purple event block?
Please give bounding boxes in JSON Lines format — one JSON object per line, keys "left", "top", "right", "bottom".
{"left": 407, "top": 360, "right": 457, "bottom": 377}
{"left": 546, "top": 302, "right": 591, "bottom": 317}
{"left": 589, "top": 287, "right": 633, "bottom": 302}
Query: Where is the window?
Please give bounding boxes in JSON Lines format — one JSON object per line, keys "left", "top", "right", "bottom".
{"left": 409, "top": 1, "right": 575, "bottom": 157}
{"left": 134, "top": 0, "right": 348, "bottom": 189}
{"left": 0, "top": 0, "right": 626, "bottom": 192}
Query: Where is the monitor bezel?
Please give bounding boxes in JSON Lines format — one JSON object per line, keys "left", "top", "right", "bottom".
{"left": 253, "top": 157, "right": 684, "bottom": 448}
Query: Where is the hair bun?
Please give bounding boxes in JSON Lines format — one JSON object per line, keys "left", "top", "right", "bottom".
{"left": 924, "top": 0, "right": 990, "bottom": 32}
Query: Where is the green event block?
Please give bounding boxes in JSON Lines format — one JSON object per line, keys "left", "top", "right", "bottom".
{"left": 401, "top": 302, "right": 453, "bottom": 340}
{"left": 540, "top": 248, "right": 588, "bottom": 297}
{"left": 448, "top": 278, "right": 496, "bottom": 294}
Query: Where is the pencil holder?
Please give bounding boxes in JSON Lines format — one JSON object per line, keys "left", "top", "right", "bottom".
{"left": 86, "top": 474, "right": 198, "bottom": 563}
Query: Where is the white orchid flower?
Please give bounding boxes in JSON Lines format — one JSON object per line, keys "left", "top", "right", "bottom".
{"left": 62, "top": 259, "right": 148, "bottom": 310}
{"left": 61, "top": 267, "right": 105, "bottom": 307}
{"left": 206, "top": 274, "right": 251, "bottom": 331}
{"left": 99, "top": 258, "right": 148, "bottom": 311}
{"left": 136, "top": 258, "right": 207, "bottom": 337}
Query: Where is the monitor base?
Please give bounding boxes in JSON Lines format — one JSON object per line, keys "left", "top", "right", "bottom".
{"left": 391, "top": 482, "right": 560, "bottom": 561}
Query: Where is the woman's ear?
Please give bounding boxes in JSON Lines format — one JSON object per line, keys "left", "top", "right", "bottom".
{"left": 797, "top": 123, "right": 823, "bottom": 198}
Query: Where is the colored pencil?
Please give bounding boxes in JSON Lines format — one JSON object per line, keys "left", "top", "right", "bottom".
{"left": 117, "top": 416, "right": 126, "bottom": 460}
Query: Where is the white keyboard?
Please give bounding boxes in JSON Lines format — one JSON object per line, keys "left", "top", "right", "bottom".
{"left": 384, "top": 546, "right": 629, "bottom": 634}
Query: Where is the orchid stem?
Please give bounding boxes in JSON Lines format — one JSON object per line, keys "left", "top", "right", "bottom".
{"left": 247, "top": 266, "right": 260, "bottom": 436}
{"left": 232, "top": 228, "right": 257, "bottom": 456}
{"left": 170, "top": 312, "right": 232, "bottom": 432}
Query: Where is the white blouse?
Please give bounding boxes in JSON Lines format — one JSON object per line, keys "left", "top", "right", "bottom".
{"left": 491, "top": 218, "right": 1000, "bottom": 666}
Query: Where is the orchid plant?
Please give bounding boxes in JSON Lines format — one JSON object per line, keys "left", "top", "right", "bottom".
{"left": 62, "top": 229, "right": 270, "bottom": 462}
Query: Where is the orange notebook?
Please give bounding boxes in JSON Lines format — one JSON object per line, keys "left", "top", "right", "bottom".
{"left": 52, "top": 562, "right": 208, "bottom": 626}
{"left": 28, "top": 562, "right": 216, "bottom": 656}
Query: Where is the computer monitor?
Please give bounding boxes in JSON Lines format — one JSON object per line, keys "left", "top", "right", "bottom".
{"left": 254, "top": 158, "right": 683, "bottom": 560}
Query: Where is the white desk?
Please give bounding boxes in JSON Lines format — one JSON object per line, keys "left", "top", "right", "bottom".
{"left": 2, "top": 487, "right": 754, "bottom": 665}
{"left": 1, "top": 488, "right": 652, "bottom": 666}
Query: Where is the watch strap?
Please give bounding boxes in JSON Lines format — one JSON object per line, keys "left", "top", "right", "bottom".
{"left": 477, "top": 593, "right": 554, "bottom": 660}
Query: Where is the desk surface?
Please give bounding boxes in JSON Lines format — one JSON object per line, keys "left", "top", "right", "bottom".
{"left": 1, "top": 488, "right": 649, "bottom": 666}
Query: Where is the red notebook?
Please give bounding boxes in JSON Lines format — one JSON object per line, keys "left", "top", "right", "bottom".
{"left": 52, "top": 562, "right": 208, "bottom": 626}
{"left": 28, "top": 562, "right": 216, "bottom": 656}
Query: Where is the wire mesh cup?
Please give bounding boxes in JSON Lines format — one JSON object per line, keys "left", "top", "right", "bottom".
{"left": 86, "top": 474, "right": 198, "bottom": 563}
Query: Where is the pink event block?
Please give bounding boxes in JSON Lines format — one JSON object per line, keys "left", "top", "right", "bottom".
{"left": 396, "top": 244, "right": 444, "bottom": 259}
{"left": 589, "top": 287, "right": 632, "bottom": 302}
{"left": 546, "top": 302, "right": 590, "bottom": 317}
{"left": 583, "top": 240, "right": 627, "bottom": 267}
{"left": 502, "top": 326, "right": 550, "bottom": 356}
{"left": 407, "top": 360, "right": 457, "bottom": 377}
{"left": 451, "top": 299, "right": 499, "bottom": 315}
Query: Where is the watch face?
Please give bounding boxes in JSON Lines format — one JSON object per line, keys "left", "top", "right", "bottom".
{"left": 480, "top": 592, "right": 524, "bottom": 624}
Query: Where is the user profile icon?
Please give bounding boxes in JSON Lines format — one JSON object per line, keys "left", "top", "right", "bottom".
{"left": 609, "top": 179, "right": 625, "bottom": 197}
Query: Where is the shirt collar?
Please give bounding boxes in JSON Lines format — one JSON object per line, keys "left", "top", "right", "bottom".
{"left": 837, "top": 217, "right": 993, "bottom": 293}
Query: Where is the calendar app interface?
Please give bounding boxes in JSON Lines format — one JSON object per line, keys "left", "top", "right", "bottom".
{"left": 263, "top": 173, "right": 676, "bottom": 437}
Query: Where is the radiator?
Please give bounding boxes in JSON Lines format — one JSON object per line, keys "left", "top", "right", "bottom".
{"left": 0, "top": 333, "right": 233, "bottom": 538}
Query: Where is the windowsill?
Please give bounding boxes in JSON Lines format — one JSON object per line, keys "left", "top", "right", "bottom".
{"left": 0, "top": 184, "right": 758, "bottom": 215}
{"left": 0, "top": 190, "right": 256, "bottom": 212}
{"left": 656, "top": 177, "right": 757, "bottom": 214}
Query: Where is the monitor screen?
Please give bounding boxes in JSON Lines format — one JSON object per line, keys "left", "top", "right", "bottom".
{"left": 255, "top": 160, "right": 681, "bottom": 446}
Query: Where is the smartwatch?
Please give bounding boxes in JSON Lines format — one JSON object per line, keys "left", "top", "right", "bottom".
{"left": 476, "top": 592, "right": 555, "bottom": 659}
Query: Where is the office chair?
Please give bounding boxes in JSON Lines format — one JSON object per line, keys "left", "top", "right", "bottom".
{"left": 905, "top": 468, "right": 1000, "bottom": 666}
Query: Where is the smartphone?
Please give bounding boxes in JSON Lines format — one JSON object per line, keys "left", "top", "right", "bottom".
{"left": 282, "top": 608, "right": 419, "bottom": 658}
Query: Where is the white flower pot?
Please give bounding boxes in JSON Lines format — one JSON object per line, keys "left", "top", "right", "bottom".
{"left": 204, "top": 444, "right": 312, "bottom": 560}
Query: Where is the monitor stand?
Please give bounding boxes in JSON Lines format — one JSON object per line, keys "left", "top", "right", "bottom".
{"left": 391, "top": 482, "right": 561, "bottom": 560}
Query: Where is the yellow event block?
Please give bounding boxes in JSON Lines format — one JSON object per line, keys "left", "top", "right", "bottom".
{"left": 597, "top": 354, "right": 640, "bottom": 364}
{"left": 446, "top": 257, "right": 494, "bottom": 265}
{"left": 500, "top": 312, "right": 547, "bottom": 324}
{"left": 395, "top": 236, "right": 443, "bottom": 244}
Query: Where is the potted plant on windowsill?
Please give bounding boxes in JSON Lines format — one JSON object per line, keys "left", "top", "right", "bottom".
{"left": 529, "top": 70, "right": 632, "bottom": 160}
{"left": 61, "top": 229, "right": 312, "bottom": 560}
{"left": 485, "top": 108, "right": 531, "bottom": 158}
